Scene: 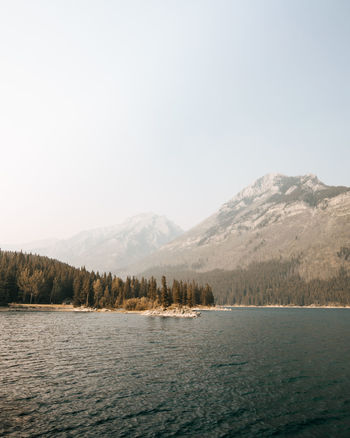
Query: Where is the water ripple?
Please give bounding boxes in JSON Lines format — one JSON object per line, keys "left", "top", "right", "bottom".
{"left": 1, "top": 309, "right": 350, "bottom": 437}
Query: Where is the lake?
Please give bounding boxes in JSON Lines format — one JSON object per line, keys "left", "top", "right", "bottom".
{"left": 1, "top": 309, "right": 350, "bottom": 437}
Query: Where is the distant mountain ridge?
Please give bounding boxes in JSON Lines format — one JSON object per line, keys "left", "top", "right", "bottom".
{"left": 2, "top": 213, "right": 183, "bottom": 273}
{"left": 129, "top": 174, "right": 350, "bottom": 282}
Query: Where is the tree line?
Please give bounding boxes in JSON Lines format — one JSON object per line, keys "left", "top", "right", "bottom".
{"left": 0, "top": 250, "right": 214, "bottom": 309}
{"left": 3, "top": 248, "right": 348, "bottom": 308}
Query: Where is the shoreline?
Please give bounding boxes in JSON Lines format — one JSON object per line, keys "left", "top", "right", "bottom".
{"left": 0, "top": 303, "right": 202, "bottom": 317}
{"left": 1, "top": 303, "right": 350, "bottom": 313}
{"left": 224, "top": 304, "right": 350, "bottom": 309}
{"left": 0, "top": 304, "right": 144, "bottom": 313}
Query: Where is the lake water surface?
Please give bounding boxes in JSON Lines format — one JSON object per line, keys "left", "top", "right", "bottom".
{"left": 1, "top": 309, "right": 350, "bottom": 437}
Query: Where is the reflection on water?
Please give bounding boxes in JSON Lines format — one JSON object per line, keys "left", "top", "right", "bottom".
{"left": 1, "top": 309, "right": 350, "bottom": 437}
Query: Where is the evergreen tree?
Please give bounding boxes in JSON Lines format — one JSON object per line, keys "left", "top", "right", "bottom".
{"left": 51, "top": 277, "right": 63, "bottom": 303}
{"left": 148, "top": 276, "right": 157, "bottom": 302}
{"left": 73, "top": 275, "right": 82, "bottom": 306}
{"left": 187, "top": 283, "right": 193, "bottom": 307}
{"left": 93, "top": 279, "right": 103, "bottom": 307}
{"left": 81, "top": 277, "right": 92, "bottom": 307}
{"left": 161, "top": 276, "right": 170, "bottom": 307}
{"left": 123, "top": 277, "right": 131, "bottom": 301}
{"left": 172, "top": 280, "right": 180, "bottom": 305}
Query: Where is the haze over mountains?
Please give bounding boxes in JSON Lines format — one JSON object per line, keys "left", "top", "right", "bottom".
{"left": 3, "top": 174, "right": 350, "bottom": 294}
{"left": 1, "top": 213, "right": 183, "bottom": 274}
{"left": 131, "top": 173, "right": 350, "bottom": 282}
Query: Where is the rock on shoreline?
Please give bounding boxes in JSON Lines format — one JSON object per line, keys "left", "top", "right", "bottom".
{"left": 143, "top": 307, "right": 201, "bottom": 318}
{"left": 73, "top": 306, "right": 95, "bottom": 312}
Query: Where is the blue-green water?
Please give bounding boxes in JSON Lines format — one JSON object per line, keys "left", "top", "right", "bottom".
{"left": 1, "top": 309, "right": 350, "bottom": 437}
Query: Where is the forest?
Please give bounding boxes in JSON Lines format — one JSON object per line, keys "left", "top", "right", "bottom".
{"left": 0, "top": 250, "right": 215, "bottom": 309}
{"left": 200, "top": 259, "right": 350, "bottom": 306}
{"left": 142, "top": 257, "right": 350, "bottom": 306}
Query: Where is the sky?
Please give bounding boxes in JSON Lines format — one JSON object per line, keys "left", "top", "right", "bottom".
{"left": 0, "top": 0, "right": 349, "bottom": 244}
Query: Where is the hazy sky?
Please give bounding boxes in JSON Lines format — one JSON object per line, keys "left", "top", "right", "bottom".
{"left": 1, "top": 0, "right": 349, "bottom": 243}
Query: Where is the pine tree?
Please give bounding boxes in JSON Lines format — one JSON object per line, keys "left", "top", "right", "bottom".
{"left": 123, "top": 277, "right": 131, "bottom": 301}
{"left": 172, "top": 280, "right": 180, "bottom": 305}
{"left": 148, "top": 276, "right": 157, "bottom": 302}
{"left": 93, "top": 279, "right": 103, "bottom": 307}
{"left": 161, "top": 276, "right": 170, "bottom": 307}
{"left": 111, "top": 277, "right": 121, "bottom": 305}
{"left": 81, "top": 276, "right": 92, "bottom": 307}
{"left": 51, "top": 277, "right": 63, "bottom": 304}
{"left": 187, "top": 283, "right": 193, "bottom": 307}
{"left": 73, "top": 274, "right": 82, "bottom": 306}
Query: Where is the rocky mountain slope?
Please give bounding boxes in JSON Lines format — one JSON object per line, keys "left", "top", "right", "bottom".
{"left": 131, "top": 174, "right": 350, "bottom": 281}
{"left": 3, "top": 213, "right": 183, "bottom": 273}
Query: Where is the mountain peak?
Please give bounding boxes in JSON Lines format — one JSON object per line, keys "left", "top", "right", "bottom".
{"left": 153, "top": 172, "right": 349, "bottom": 255}
{"left": 235, "top": 173, "right": 284, "bottom": 201}
{"left": 231, "top": 173, "right": 329, "bottom": 206}
{"left": 116, "top": 213, "right": 183, "bottom": 237}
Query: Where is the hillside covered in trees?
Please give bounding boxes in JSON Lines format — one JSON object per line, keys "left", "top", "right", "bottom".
{"left": 201, "top": 259, "right": 350, "bottom": 306}
{"left": 142, "top": 257, "right": 350, "bottom": 306}
{"left": 0, "top": 250, "right": 214, "bottom": 309}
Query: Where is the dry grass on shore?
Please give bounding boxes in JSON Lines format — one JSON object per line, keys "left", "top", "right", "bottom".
{"left": 6, "top": 303, "right": 75, "bottom": 311}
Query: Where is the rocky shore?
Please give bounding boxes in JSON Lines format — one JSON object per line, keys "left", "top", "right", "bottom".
{"left": 143, "top": 307, "right": 201, "bottom": 318}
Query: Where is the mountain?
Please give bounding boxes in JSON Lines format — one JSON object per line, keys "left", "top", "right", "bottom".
{"left": 1, "top": 238, "right": 60, "bottom": 253}
{"left": 130, "top": 174, "right": 350, "bottom": 290}
{"left": 2, "top": 213, "right": 183, "bottom": 273}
